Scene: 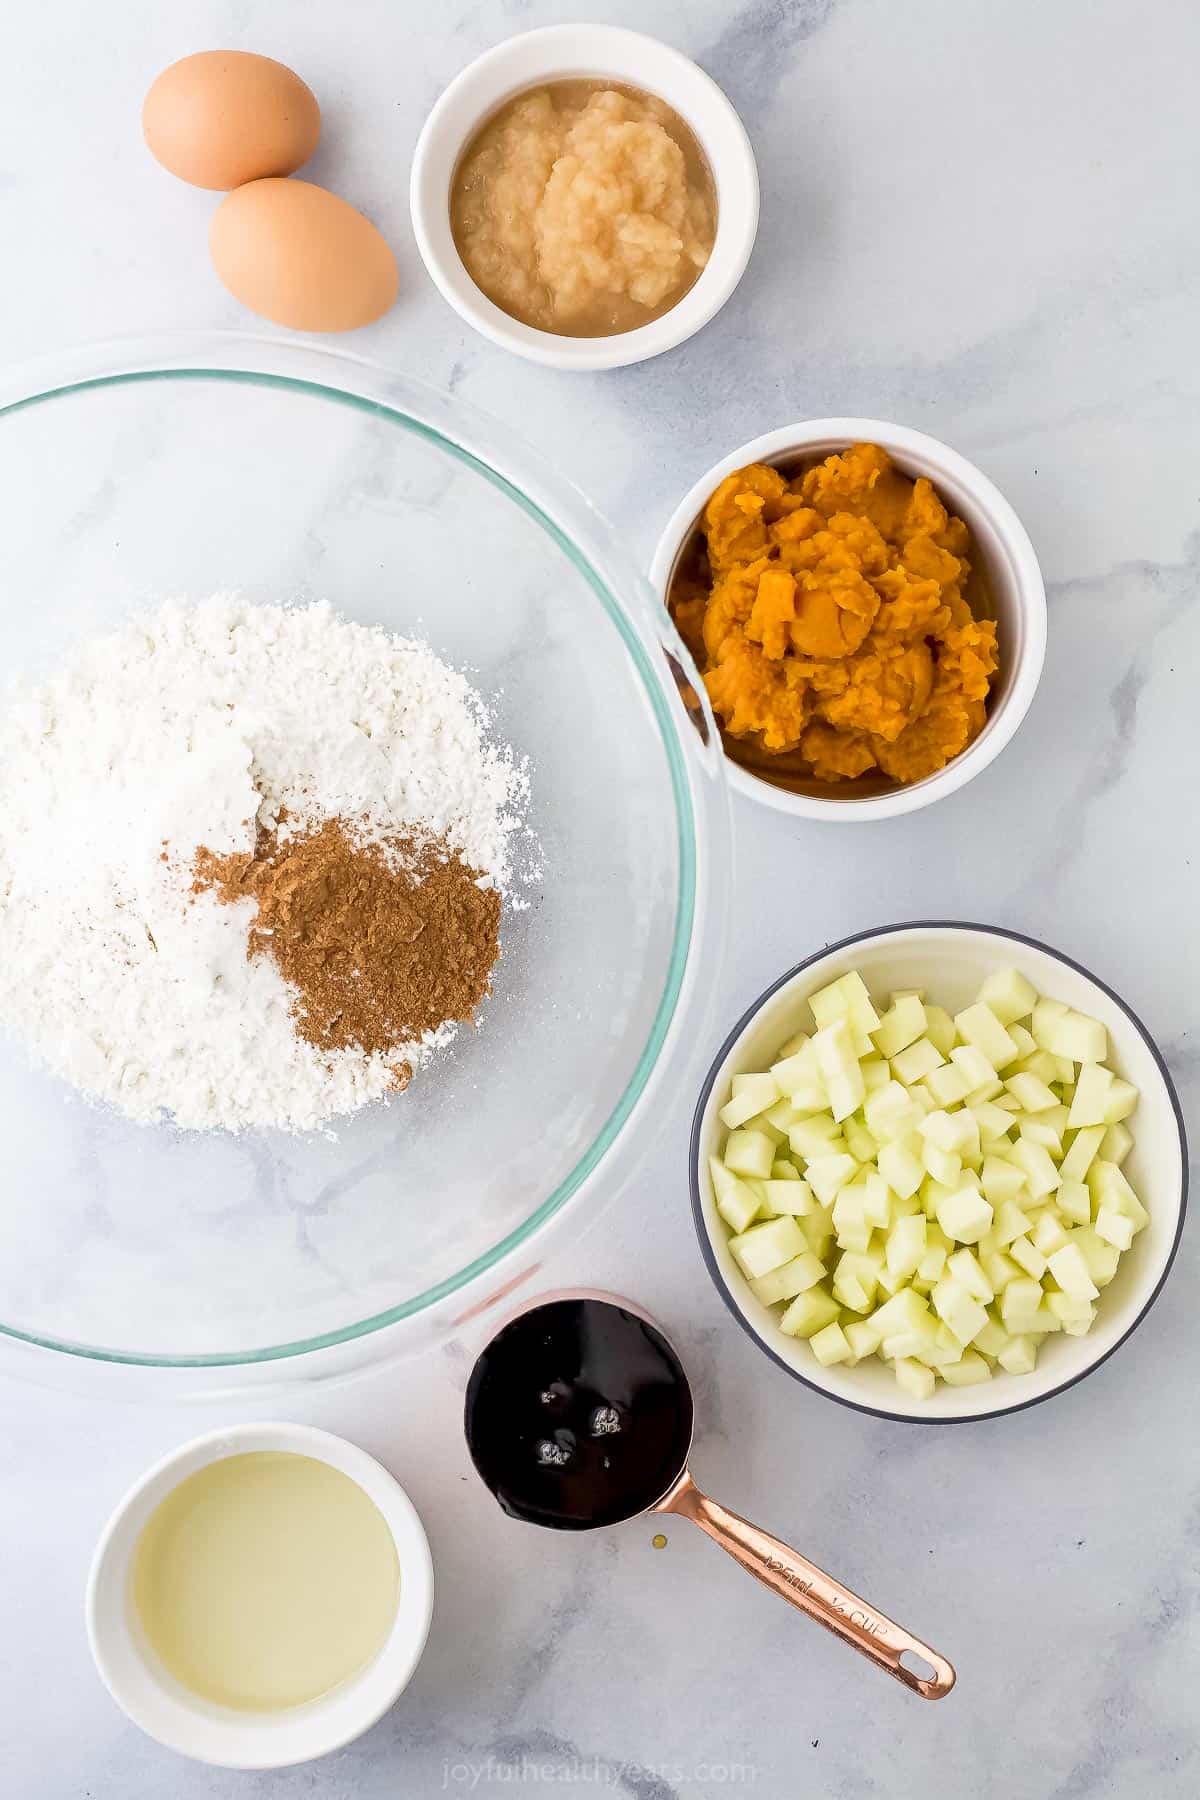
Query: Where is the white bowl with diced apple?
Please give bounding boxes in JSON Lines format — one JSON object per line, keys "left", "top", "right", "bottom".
{"left": 690, "top": 924, "right": 1187, "bottom": 1421}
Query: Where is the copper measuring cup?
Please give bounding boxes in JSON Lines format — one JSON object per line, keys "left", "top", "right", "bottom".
{"left": 464, "top": 1290, "right": 955, "bottom": 1702}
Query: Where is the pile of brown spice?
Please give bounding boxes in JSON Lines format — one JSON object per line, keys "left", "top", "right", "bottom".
{"left": 194, "top": 816, "right": 501, "bottom": 1084}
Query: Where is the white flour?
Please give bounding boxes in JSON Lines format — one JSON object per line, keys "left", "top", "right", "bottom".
{"left": 0, "top": 596, "right": 528, "bottom": 1133}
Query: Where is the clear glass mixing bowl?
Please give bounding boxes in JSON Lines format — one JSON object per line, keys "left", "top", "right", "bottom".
{"left": 0, "top": 335, "right": 728, "bottom": 1393}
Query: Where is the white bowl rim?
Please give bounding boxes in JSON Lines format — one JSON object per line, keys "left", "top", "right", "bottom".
{"left": 650, "top": 418, "right": 1048, "bottom": 821}
{"left": 689, "top": 921, "right": 1188, "bottom": 1425}
{"left": 409, "top": 23, "right": 759, "bottom": 371}
{"left": 85, "top": 1421, "right": 435, "bottom": 1768}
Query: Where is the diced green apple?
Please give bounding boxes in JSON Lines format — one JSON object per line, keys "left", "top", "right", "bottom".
{"left": 940, "top": 1350, "right": 992, "bottom": 1387}
{"left": 1046, "top": 1243, "right": 1099, "bottom": 1302}
{"left": 871, "top": 993, "right": 928, "bottom": 1059}
{"left": 723, "top": 1129, "right": 776, "bottom": 1180}
{"left": 1044, "top": 1008, "right": 1108, "bottom": 1065}
{"left": 894, "top": 1357, "right": 936, "bottom": 1400}
{"left": 721, "top": 1073, "right": 781, "bottom": 1129}
{"left": 779, "top": 1287, "right": 841, "bottom": 1338}
{"left": 758, "top": 1177, "right": 815, "bottom": 1217}
{"left": 892, "top": 1037, "right": 945, "bottom": 1085}
{"left": 954, "top": 1003, "right": 1020, "bottom": 1069}
{"left": 749, "top": 1251, "right": 827, "bottom": 1305}
{"left": 1099, "top": 1122, "right": 1133, "bottom": 1165}
{"left": 710, "top": 1157, "right": 763, "bottom": 1233}
{"left": 935, "top": 1186, "right": 993, "bottom": 1245}
{"left": 997, "top": 1336, "right": 1038, "bottom": 1375}
{"left": 729, "top": 1215, "right": 808, "bottom": 1278}
{"left": 922, "top": 1005, "right": 958, "bottom": 1057}
{"left": 978, "top": 968, "right": 1039, "bottom": 1025}
{"left": 810, "top": 1321, "right": 853, "bottom": 1366}
{"left": 1066, "top": 1063, "right": 1114, "bottom": 1129}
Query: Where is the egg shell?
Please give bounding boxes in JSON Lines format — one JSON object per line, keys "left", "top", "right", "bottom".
{"left": 143, "top": 50, "right": 320, "bottom": 190}
{"left": 210, "top": 179, "right": 399, "bottom": 332}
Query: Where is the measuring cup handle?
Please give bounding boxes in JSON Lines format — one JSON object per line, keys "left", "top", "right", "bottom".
{"left": 655, "top": 1471, "right": 955, "bottom": 1700}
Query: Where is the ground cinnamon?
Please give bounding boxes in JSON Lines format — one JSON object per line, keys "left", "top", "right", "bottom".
{"left": 194, "top": 818, "right": 500, "bottom": 1074}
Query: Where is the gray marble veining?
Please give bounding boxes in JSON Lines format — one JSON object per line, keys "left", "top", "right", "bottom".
{"left": 1, "top": 1, "right": 1197, "bottom": 1796}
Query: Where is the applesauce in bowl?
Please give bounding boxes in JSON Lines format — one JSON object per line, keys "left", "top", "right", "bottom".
{"left": 451, "top": 80, "right": 716, "bottom": 339}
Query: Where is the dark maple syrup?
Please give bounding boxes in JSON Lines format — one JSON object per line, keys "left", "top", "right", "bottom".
{"left": 464, "top": 1297, "right": 694, "bottom": 1530}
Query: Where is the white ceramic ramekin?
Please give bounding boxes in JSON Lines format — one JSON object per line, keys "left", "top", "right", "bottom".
{"left": 691, "top": 923, "right": 1187, "bottom": 1423}
{"left": 410, "top": 25, "right": 759, "bottom": 370}
{"left": 650, "top": 420, "right": 1048, "bottom": 821}
{"left": 86, "top": 1423, "right": 434, "bottom": 1769}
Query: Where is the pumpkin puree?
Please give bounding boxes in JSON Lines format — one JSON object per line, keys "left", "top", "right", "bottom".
{"left": 671, "top": 443, "right": 1000, "bottom": 786}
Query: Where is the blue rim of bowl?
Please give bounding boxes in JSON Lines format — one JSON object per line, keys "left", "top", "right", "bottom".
{"left": 689, "top": 921, "right": 1189, "bottom": 1425}
{"left": 0, "top": 354, "right": 712, "bottom": 1369}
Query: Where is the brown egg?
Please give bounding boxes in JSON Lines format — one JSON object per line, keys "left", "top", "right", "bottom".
{"left": 210, "top": 179, "right": 399, "bottom": 332}
{"left": 143, "top": 50, "right": 320, "bottom": 190}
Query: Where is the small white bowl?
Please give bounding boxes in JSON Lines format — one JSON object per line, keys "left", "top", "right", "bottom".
{"left": 691, "top": 923, "right": 1187, "bottom": 1423}
{"left": 650, "top": 420, "right": 1047, "bottom": 821}
{"left": 410, "top": 25, "right": 759, "bottom": 370}
{"left": 86, "top": 1423, "right": 434, "bottom": 1769}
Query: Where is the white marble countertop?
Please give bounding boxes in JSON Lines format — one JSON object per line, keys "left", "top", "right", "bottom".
{"left": 2, "top": 1, "right": 1197, "bottom": 1795}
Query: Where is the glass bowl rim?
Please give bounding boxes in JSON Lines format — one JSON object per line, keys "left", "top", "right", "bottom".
{"left": 0, "top": 332, "right": 720, "bottom": 1370}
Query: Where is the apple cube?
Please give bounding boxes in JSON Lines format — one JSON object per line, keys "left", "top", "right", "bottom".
{"left": 912, "top": 1006, "right": 951, "bottom": 1058}
{"left": 1067, "top": 1063, "right": 1114, "bottom": 1129}
{"left": 1031, "top": 1210, "right": 1069, "bottom": 1257}
{"left": 922, "top": 1062, "right": 973, "bottom": 1107}
{"left": 1047, "top": 1243, "right": 1100, "bottom": 1302}
{"left": 1031, "top": 997, "right": 1069, "bottom": 1049}
{"left": 1100, "top": 1122, "right": 1133, "bottom": 1166}
{"left": 787, "top": 1114, "right": 842, "bottom": 1160}
{"left": 931, "top": 1280, "right": 988, "bottom": 1345}
{"left": 923, "top": 1142, "right": 963, "bottom": 1186}
{"left": 1000, "top": 1278, "right": 1045, "bottom": 1332}
{"left": 723, "top": 1129, "right": 776, "bottom": 1180}
{"left": 810, "top": 1321, "right": 853, "bottom": 1366}
{"left": 806, "top": 1153, "right": 860, "bottom": 1207}
{"left": 1044, "top": 1008, "right": 1108, "bottom": 1065}
{"left": 1094, "top": 1208, "right": 1134, "bottom": 1252}
{"left": 844, "top": 1318, "right": 883, "bottom": 1362}
{"left": 1009, "top": 1235, "right": 1048, "bottom": 1281}
{"left": 749, "top": 1251, "right": 826, "bottom": 1306}
{"left": 720, "top": 1073, "right": 781, "bottom": 1129}
{"left": 858, "top": 1063, "right": 890, "bottom": 1103}
{"left": 997, "top": 1336, "right": 1039, "bottom": 1375}
{"left": 978, "top": 968, "right": 1038, "bottom": 1025}
{"left": 779, "top": 1287, "right": 841, "bottom": 1339}
{"left": 871, "top": 994, "right": 928, "bottom": 1059}
{"left": 1005, "top": 1071, "right": 1059, "bottom": 1113}
{"left": 979, "top": 1243, "right": 1022, "bottom": 1291}
{"left": 892, "top": 1037, "right": 945, "bottom": 1085}
{"left": 1009, "top": 1139, "right": 1061, "bottom": 1199}
{"left": 843, "top": 1117, "right": 879, "bottom": 1164}
{"left": 877, "top": 1138, "right": 924, "bottom": 1201}
{"left": 940, "top": 1350, "right": 992, "bottom": 1387}
{"left": 1060, "top": 1123, "right": 1104, "bottom": 1183}
{"left": 1102, "top": 1078, "right": 1139, "bottom": 1125}
{"left": 758, "top": 1177, "right": 815, "bottom": 1217}
{"left": 886, "top": 1214, "right": 927, "bottom": 1282}
{"left": 710, "top": 1158, "right": 762, "bottom": 1233}
{"left": 1068, "top": 1227, "right": 1121, "bottom": 1287}
{"left": 935, "top": 1186, "right": 993, "bottom": 1245}
{"left": 969, "top": 1316, "right": 1006, "bottom": 1358}
{"left": 894, "top": 1357, "right": 936, "bottom": 1400}
{"left": 730, "top": 1214, "right": 809, "bottom": 1278}
{"left": 1055, "top": 1178, "right": 1092, "bottom": 1226}
{"left": 955, "top": 1003, "right": 1020, "bottom": 1069}
{"left": 812, "top": 1018, "right": 867, "bottom": 1121}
